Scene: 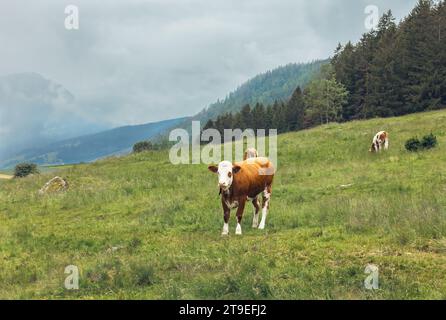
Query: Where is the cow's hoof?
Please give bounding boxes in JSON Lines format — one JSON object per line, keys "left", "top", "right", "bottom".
{"left": 258, "top": 224, "right": 265, "bottom": 230}
{"left": 222, "top": 223, "right": 229, "bottom": 236}
{"left": 252, "top": 224, "right": 258, "bottom": 228}
{"left": 235, "top": 224, "right": 242, "bottom": 235}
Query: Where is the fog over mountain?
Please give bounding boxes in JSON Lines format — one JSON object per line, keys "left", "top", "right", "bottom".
{"left": 0, "top": 73, "right": 108, "bottom": 158}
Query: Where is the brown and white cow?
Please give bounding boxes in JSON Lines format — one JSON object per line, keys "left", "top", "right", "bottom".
{"left": 208, "top": 157, "right": 275, "bottom": 235}
{"left": 369, "top": 131, "right": 389, "bottom": 152}
{"left": 243, "top": 147, "right": 258, "bottom": 160}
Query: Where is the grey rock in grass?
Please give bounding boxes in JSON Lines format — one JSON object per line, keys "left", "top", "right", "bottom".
{"left": 38, "top": 176, "right": 69, "bottom": 195}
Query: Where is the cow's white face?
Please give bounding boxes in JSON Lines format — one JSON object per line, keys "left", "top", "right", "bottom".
{"left": 208, "top": 161, "right": 241, "bottom": 191}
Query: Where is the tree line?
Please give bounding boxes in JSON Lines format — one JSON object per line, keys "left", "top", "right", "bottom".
{"left": 201, "top": 60, "right": 327, "bottom": 121}
{"left": 333, "top": 0, "right": 445, "bottom": 120}
{"left": 203, "top": 0, "right": 445, "bottom": 136}
{"left": 203, "top": 64, "right": 348, "bottom": 135}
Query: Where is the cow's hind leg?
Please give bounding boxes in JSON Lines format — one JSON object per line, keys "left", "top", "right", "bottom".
{"left": 259, "top": 185, "right": 271, "bottom": 230}
{"left": 252, "top": 197, "right": 260, "bottom": 228}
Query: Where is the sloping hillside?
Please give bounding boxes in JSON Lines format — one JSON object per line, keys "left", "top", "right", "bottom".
{"left": 0, "top": 110, "right": 445, "bottom": 299}
{"left": 194, "top": 60, "right": 327, "bottom": 122}
{"left": 0, "top": 117, "right": 188, "bottom": 169}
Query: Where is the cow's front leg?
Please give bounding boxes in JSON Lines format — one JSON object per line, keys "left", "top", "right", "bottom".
{"left": 252, "top": 197, "right": 260, "bottom": 228}
{"left": 222, "top": 202, "right": 230, "bottom": 236}
{"left": 235, "top": 198, "right": 246, "bottom": 235}
{"left": 259, "top": 185, "right": 272, "bottom": 230}
{"left": 378, "top": 140, "right": 383, "bottom": 152}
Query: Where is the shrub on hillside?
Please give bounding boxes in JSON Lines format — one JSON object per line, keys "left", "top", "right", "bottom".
{"left": 405, "top": 138, "right": 421, "bottom": 152}
{"left": 133, "top": 141, "right": 153, "bottom": 153}
{"left": 405, "top": 134, "right": 438, "bottom": 152}
{"left": 14, "top": 163, "right": 39, "bottom": 178}
{"left": 421, "top": 133, "right": 437, "bottom": 150}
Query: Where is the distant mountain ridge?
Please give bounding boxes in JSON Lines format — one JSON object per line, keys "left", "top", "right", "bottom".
{"left": 0, "top": 117, "right": 187, "bottom": 168}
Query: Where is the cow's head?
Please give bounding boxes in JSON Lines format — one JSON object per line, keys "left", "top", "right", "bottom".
{"left": 208, "top": 161, "right": 241, "bottom": 191}
{"left": 243, "top": 148, "right": 258, "bottom": 160}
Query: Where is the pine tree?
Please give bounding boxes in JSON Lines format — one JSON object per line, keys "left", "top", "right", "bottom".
{"left": 264, "top": 105, "right": 274, "bottom": 132}
{"left": 437, "top": 1, "right": 446, "bottom": 107}
{"left": 286, "top": 86, "right": 305, "bottom": 131}
{"left": 203, "top": 119, "right": 215, "bottom": 131}
{"left": 398, "top": 0, "right": 437, "bottom": 112}
{"left": 221, "top": 113, "right": 234, "bottom": 129}
{"left": 332, "top": 41, "right": 357, "bottom": 120}
{"left": 252, "top": 103, "right": 266, "bottom": 130}
{"left": 369, "top": 10, "right": 401, "bottom": 116}
{"left": 239, "top": 104, "right": 253, "bottom": 130}
{"left": 271, "top": 101, "right": 287, "bottom": 132}
{"left": 214, "top": 116, "right": 223, "bottom": 135}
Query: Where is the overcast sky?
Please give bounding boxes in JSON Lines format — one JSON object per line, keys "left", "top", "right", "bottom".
{"left": 0, "top": 0, "right": 418, "bottom": 128}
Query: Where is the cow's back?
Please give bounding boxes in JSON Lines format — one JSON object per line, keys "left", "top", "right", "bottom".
{"left": 233, "top": 158, "right": 274, "bottom": 197}
{"left": 375, "top": 131, "right": 388, "bottom": 141}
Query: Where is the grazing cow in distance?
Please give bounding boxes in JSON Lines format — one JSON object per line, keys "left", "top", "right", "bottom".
{"left": 208, "top": 157, "right": 275, "bottom": 235}
{"left": 243, "top": 147, "right": 258, "bottom": 160}
{"left": 369, "top": 131, "right": 389, "bottom": 153}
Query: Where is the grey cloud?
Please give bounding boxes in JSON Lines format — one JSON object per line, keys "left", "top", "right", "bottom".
{"left": 0, "top": 0, "right": 419, "bottom": 137}
{"left": 0, "top": 73, "right": 106, "bottom": 157}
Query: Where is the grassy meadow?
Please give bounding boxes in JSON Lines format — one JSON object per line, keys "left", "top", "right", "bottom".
{"left": 1, "top": 110, "right": 446, "bottom": 299}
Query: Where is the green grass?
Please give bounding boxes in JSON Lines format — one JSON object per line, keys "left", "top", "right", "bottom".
{"left": 1, "top": 110, "right": 446, "bottom": 299}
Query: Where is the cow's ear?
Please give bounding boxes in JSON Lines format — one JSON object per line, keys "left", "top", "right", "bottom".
{"left": 208, "top": 165, "right": 218, "bottom": 173}
{"left": 233, "top": 165, "right": 242, "bottom": 174}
